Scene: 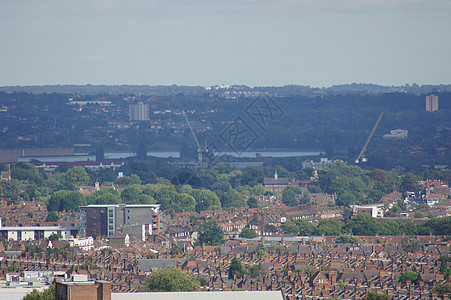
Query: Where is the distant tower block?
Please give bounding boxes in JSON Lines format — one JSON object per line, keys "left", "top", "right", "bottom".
{"left": 426, "top": 95, "right": 439, "bottom": 112}
{"left": 129, "top": 102, "right": 150, "bottom": 121}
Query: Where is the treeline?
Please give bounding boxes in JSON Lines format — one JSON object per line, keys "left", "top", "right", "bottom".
{"left": 308, "top": 162, "right": 401, "bottom": 207}
{"left": 0, "top": 162, "right": 267, "bottom": 213}
{"left": 1, "top": 161, "right": 450, "bottom": 216}
{"left": 281, "top": 214, "right": 451, "bottom": 237}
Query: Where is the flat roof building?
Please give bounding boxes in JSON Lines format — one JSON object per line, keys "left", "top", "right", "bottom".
{"left": 426, "top": 94, "right": 439, "bottom": 112}
{"left": 0, "top": 225, "right": 79, "bottom": 241}
{"left": 56, "top": 280, "right": 111, "bottom": 300}
{"left": 79, "top": 204, "right": 160, "bottom": 239}
{"left": 351, "top": 204, "right": 385, "bottom": 218}
{"left": 129, "top": 102, "right": 149, "bottom": 121}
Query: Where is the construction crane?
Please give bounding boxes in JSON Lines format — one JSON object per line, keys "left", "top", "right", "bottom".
{"left": 182, "top": 110, "right": 205, "bottom": 165}
{"left": 355, "top": 112, "right": 384, "bottom": 164}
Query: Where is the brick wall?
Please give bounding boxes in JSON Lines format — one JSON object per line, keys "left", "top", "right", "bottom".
{"left": 55, "top": 281, "right": 111, "bottom": 300}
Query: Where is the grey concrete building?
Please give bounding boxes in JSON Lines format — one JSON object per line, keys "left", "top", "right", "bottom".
{"left": 129, "top": 102, "right": 149, "bottom": 121}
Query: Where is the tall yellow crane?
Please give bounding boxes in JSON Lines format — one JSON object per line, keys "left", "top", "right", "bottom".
{"left": 355, "top": 112, "right": 384, "bottom": 164}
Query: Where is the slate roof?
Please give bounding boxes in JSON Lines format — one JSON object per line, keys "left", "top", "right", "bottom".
{"left": 264, "top": 178, "right": 290, "bottom": 185}
{"left": 233, "top": 247, "right": 247, "bottom": 253}
{"left": 0, "top": 250, "right": 22, "bottom": 258}
{"left": 220, "top": 246, "right": 232, "bottom": 253}
{"left": 261, "top": 263, "right": 275, "bottom": 269}
{"left": 137, "top": 259, "right": 180, "bottom": 272}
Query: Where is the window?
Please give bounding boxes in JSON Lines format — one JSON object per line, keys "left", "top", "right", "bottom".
{"left": 318, "top": 278, "right": 324, "bottom": 284}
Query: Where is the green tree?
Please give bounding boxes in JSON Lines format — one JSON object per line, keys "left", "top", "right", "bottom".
{"left": 170, "top": 193, "right": 196, "bottom": 212}
{"left": 248, "top": 264, "right": 265, "bottom": 280}
{"left": 121, "top": 185, "right": 142, "bottom": 203}
{"left": 197, "top": 220, "right": 224, "bottom": 246}
{"left": 115, "top": 174, "right": 142, "bottom": 186}
{"left": 48, "top": 190, "right": 87, "bottom": 212}
{"left": 138, "top": 194, "right": 156, "bottom": 204}
{"left": 171, "top": 169, "right": 201, "bottom": 187}
{"left": 317, "top": 162, "right": 365, "bottom": 194}
{"left": 345, "top": 213, "right": 380, "bottom": 236}
{"left": 419, "top": 203, "right": 430, "bottom": 211}
{"left": 280, "top": 219, "right": 299, "bottom": 235}
{"left": 169, "top": 244, "right": 182, "bottom": 256}
{"left": 87, "top": 188, "right": 122, "bottom": 205}
{"left": 198, "top": 277, "right": 209, "bottom": 287}
{"left": 369, "top": 169, "right": 388, "bottom": 182}
{"left": 45, "top": 211, "right": 60, "bottom": 222}
{"left": 152, "top": 184, "right": 177, "bottom": 210}
{"left": 197, "top": 169, "right": 217, "bottom": 188}
{"left": 335, "top": 189, "right": 363, "bottom": 207}
{"left": 255, "top": 241, "right": 268, "bottom": 259}
{"left": 211, "top": 176, "right": 232, "bottom": 194}
{"left": 274, "top": 165, "right": 290, "bottom": 178}
{"left": 241, "top": 167, "right": 264, "bottom": 186}
{"left": 228, "top": 170, "right": 243, "bottom": 188}
{"left": 228, "top": 257, "right": 245, "bottom": 279}
{"left": 282, "top": 187, "right": 299, "bottom": 207}
{"left": 316, "top": 219, "right": 344, "bottom": 236}
{"left": 430, "top": 282, "right": 451, "bottom": 298}
{"left": 299, "top": 191, "right": 310, "bottom": 204}
{"left": 179, "top": 184, "right": 194, "bottom": 195}
{"left": 23, "top": 282, "right": 55, "bottom": 300}
{"left": 48, "top": 233, "right": 61, "bottom": 241}
{"left": 139, "top": 267, "right": 199, "bottom": 292}
{"left": 399, "top": 269, "right": 418, "bottom": 284}
{"left": 62, "top": 166, "right": 89, "bottom": 190}
{"left": 422, "top": 216, "right": 451, "bottom": 235}
{"left": 191, "top": 189, "right": 222, "bottom": 213}
{"left": 438, "top": 256, "right": 451, "bottom": 279}
{"left": 251, "top": 184, "right": 266, "bottom": 196}
{"left": 401, "top": 237, "right": 421, "bottom": 253}
{"left": 24, "top": 182, "right": 39, "bottom": 201}
{"left": 294, "top": 219, "right": 315, "bottom": 236}
{"left": 296, "top": 170, "right": 308, "bottom": 181}
{"left": 222, "top": 189, "right": 246, "bottom": 209}
{"left": 400, "top": 173, "right": 419, "bottom": 193}
{"left": 247, "top": 197, "right": 258, "bottom": 208}
{"left": 379, "top": 221, "right": 403, "bottom": 235}
{"left": 365, "top": 291, "right": 390, "bottom": 300}
{"left": 1, "top": 179, "right": 20, "bottom": 204}
{"left": 98, "top": 168, "right": 115, "bottom": 183}
{"left": 11, "top": 163, "right": 43, "bottom": 184}
{"left": 239, "top": 229, "right": 258, "bottom": 239}
{"left": 336, "top": 233, "right": 358, "bottom": 244}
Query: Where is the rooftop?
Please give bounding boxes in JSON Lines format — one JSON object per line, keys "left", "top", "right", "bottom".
{"left": 112, "top": 291, "right": 284, "bottom": 300}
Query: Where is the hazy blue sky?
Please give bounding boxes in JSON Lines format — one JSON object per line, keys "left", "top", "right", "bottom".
{"left": 1, "top": 0, "right": 450, "bottom": 87}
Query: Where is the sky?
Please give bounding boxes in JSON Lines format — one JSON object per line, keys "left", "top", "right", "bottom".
{"left": 1, "top": 0, "right": 450, "bottom": 87}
